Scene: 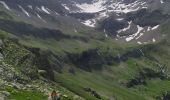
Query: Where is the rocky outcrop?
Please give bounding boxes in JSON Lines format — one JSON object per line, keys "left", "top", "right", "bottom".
{"left": 67, "top": 49, "right": 105, "bottom": 72}
{"left": 98, "top": 17, "right": 128, "bottom": 36}
{"left": 67, "top": 43, "right": 157, "bottom": 72}
{"left": 126, "top": 68, "right": 169, "bottom": 88}
{"left": 126, "top": 9, "right": 170, "bottom": 27}
{"left": 0, "top": 91, "right": 10, "bottom": 100}
{"left": 83, "top": 88, "right": 101, "bottom": 99}
{"left": 157, "top": 91, "right": 170, "bottom": 100}
{"left": 2, "top": 39, "right": 39, "bottom": 80}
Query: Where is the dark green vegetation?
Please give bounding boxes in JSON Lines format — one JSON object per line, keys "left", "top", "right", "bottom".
{"left": 1, "top": 8, "right": 170, "bottom": 100}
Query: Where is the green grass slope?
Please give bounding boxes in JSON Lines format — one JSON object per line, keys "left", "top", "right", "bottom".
{"left": 1, "top": 8, "right": 170, "bottom": 100}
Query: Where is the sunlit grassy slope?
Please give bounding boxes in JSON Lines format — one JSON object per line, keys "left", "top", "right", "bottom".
{"left": 1, "top": 8, "right": 170, "bottom": 100}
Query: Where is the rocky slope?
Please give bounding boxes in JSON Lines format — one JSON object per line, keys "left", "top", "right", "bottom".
{"left": 0, "top": 38, "right": 84, "bottom": 100}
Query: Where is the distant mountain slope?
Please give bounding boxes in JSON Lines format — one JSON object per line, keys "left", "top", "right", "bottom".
{"left": 0, "top": 0, "right": 169, "bottom": 45}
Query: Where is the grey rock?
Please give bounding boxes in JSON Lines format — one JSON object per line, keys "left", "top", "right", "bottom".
{"left": 0, "top": 91, "right": 10, "bottom": 100}
{"left": 0, "top": 96, "right": 5, "bottom": 100}
{"left": 0, "top": 39, "right": 3, "bottom": 47}
{"left": 0, "top": 53, "right": 3, "bottom": 61}
{"left": 11, "top": 83, "right": 23, "bottom": 89}
{"left": 1, "top": 91, "right": 10, "bottom": 97}
{"left": 0, "top": 68, "right": 3, "bottom": 74}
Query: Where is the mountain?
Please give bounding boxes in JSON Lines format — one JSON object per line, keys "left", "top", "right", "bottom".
{"left": 1, "top": 0, "right": 170, "bottom": 100}
{"left": 0, "top": 0, "right": 168, "bottom": 42}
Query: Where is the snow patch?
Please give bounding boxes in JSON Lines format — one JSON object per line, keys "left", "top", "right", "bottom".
{"left": 107, "top": 0, "right": 147, "bottom": 14}
{"left": 62, "top": 4, "right": 70, "bottom": 11}
{"left": 126, "top": 25, "right": 143, "bottom": 42}
{"left": 135, "top": 33, "right": 144, "bottom": 40}
{"left": 41, "top": 6, "right": 50, "bottom": 14}
{"left": 36, "top": 7, "right": 41, "bottom": 11}
{"left": 97, "top": 11, "right": 109, "bottom": 19}
{"left": 18, "top": 5, "right": 30, "bottom": 17}
{"left": 74, "top": 0, "right": 147, "bottom": 27}
{"left": 82, "top": 19, "right": 96, "bottom": 27}
{"left": 147, "top": 27, "right": 152, "bottom": 31}
{"left": 116, "top": 18, "right": 124, "bottom": 21}
{"left": 55, "top": 12, "right": 60, "bottom": 15}
{"left": 36, "top": 13, "right": 42, "bottom": 19}
{"left": 105, "top": 33, "right": 108, "bottom": 38}
{"left": 69, "top": 0, "right": 148, "bottom": 27}
{"left": 160, "top": 0, "right": 164, "bottom": 4}
{"left": 36, "top": 13, "right": 45, "bottom": 22}
{"left": 152, "top": 38, "right": 156, "bottom": 42}
{"left": 75, "top": 0, "right": 107, "bottom": 13}
{"left": 137, "top": 41, "right": 142, "bottom": 44}
{"left": 114, "top": 6, "right": 140, "bottom": 14}
{"left": 117, "top": 21, "right": 132, "bottom": 33}
{"left": 0, "top": 1, "right": 10, "bottom": 10}
{"left": 75, "top": 0, "right": 147, "bottom": 14}
{"left": 74, "top": 28, "right": 78, "bottom": 33}
{"left": 151, "top": 25, "right": 159, "bottom": 30}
